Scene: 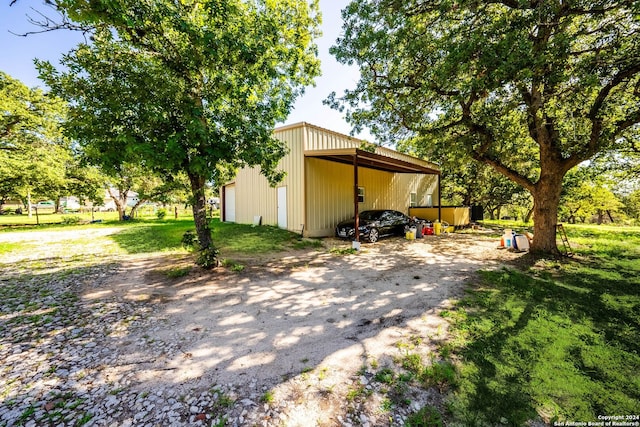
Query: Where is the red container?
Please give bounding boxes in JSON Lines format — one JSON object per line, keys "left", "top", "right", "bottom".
{"left": 425, "top": 226, "right": 434, "bottom": 235}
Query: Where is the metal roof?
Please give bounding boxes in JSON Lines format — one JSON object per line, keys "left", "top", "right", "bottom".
{"left": 304, "top": 148, "right": 440, "bottom": 175}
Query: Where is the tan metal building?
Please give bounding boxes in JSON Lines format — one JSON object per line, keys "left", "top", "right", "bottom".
{"left": 221, "top": 122, "right": 441, "bottom": 238}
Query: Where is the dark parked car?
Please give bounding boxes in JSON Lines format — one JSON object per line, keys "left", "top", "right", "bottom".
{"left": 335, "top": 209, "right": 411, "bottom": 243}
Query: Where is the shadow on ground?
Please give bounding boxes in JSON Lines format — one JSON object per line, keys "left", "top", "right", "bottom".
{"left": 0, "top": 233, "right": 525, "bottom": 426}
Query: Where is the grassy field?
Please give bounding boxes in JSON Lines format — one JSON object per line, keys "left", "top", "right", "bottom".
{"left": 108, "top": 218, "right": 320, "bottom": 255}
{"left": 0, "top": 215, "right": 321, "bottom": 262}
{"left": 0, "top": 210, "right": 119, "bottom": 225}
{"left": 444, "top": 223, "right": 640, "bottom": 425}
{"left": 0, "top": 206, "right": 195, "bottom": 226}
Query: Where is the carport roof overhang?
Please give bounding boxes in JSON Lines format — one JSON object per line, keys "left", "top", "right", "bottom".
{"left": 305, "top": 147, "right": 441, "bottom": 242}
{"left": 304, "top": 148, "right": 440, "bottom": 175}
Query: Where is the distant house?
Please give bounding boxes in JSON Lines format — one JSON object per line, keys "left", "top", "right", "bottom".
{"left": 59, "top": 196, "right": 80, "bottom": 210}
{"left": 221, "top": 122, "right": 442, "bottom": 238}
{"left": 99, "top": 189, "right": 139, "bottom": 211}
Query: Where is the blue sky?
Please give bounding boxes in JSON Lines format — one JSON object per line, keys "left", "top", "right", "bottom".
{"left": 0, "top": 0, "right": 371, "bottom": 140}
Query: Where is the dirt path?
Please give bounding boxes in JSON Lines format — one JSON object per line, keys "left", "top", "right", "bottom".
{"left": 1, "top": 226, "right": 525, "bottom": 426}
{"left": 79, "top": 232, "right": 522, "bottom": 425}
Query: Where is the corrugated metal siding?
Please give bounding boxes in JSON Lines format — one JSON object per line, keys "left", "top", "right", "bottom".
{"left": 303, "top": 123, "right": 439, "bottom": 171}
{"left": 376, "top": 146, "right": 439, "bottom": 171}
{"left": 408, "top": 207, "right": 470, "bottom": 226}
{"left": 305, "top": 159, "right": 352, "bottom": 236}
{"left": 305, "top": 125, "right": 361, "bottom": 151}
{"left": 227, "top": 122, "right": 440, "bottom": 237}
{"left": 305, "top": 158, "right": 439, "bottom": 237}
{"left": 231, "top": 127, "right": 305, "bottom": 233}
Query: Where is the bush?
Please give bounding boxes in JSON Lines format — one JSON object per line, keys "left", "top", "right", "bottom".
{"left": 156, "top": 208, "right": 167, "bottom": 219}
{"left": 196, "top": 246, "right": 220, "bottom": 269}
{"left": 181, "top": 230, "right": 199, "bottom": 248}
{"left": 62, "top": 216, "right": 81, "bottom": 225}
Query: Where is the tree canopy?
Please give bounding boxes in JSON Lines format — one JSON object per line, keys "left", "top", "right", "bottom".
{"left": 330, "top": 0, "right": 640, "bottom": 254}
{"left": 398, "top": 134, "right": 529, "bottom": 219}
{"left": 37, "top": 0, "right": 321, "bottom": 265}
{"left": 0, "top": 71, "right": 69, "bottom": 210}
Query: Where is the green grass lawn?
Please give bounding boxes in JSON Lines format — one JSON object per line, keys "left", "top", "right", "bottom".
{"left": 0, "top": 215, "right": 321, "bottom": 260}
{"left": 445, "top": 224, "right": 640, "bottom": 425}
{"left": 0, "top": 210, "right": 120, "bottom": 226}
{"left": 0, "top": 206, "right": 197, "bottom": 227}
{"left": 107, "top": 218, "right": 318, "bottom": 255}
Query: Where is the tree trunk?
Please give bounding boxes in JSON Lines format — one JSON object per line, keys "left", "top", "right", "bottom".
{"left": 607, "top": 210, "right": 614, "bottom": 223}
{"left": 530, "top": 170, "right": 563, "bottom": 255}
{"left": 524, "top": 207, "right": 534, "bottom": 223}
{"left": 27, "top": 191, "right": 33, "bottom": 218}
{"left": 188, "top": 172, "right": 213, "bottom": 251}
{"left": 129, "top": 199, "right": 146, "bottom": 218}
{"left": 108, "top": 187, "right": 126, "bottom": 221}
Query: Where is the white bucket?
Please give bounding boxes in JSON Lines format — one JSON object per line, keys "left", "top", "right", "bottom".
{"left": 503, "top": 229, "right": 513, "bottom": 247}
{"left": 514, "top": 235, "right": 529, "bottom": 251}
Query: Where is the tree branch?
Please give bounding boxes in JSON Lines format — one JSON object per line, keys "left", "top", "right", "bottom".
{"left": 589, "top": 64, "right": 640, "bottom": 122}
{"left": 428, "top": 118, "right": 466, "bottom": 134}
{"left": 473, "top": 151, "right": 536, "bottom": 192}
{"left": 584, "top": 64, "right": 640, "bottom": 160}
{"left": 11, "top": 6, "right": 94, "bottom": 39}
{"left": 566, "top": 5, "right": 622, "bottom": 16}
{"left": 615, "top": 110, "right": 640, "bottom": 135}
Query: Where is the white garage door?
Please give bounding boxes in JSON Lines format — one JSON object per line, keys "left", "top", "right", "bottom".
{"left": 224, "top": 185, "right": 236, "bottom": 222}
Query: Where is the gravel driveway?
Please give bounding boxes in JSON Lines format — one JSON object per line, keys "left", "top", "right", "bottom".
{"left": 0, "top": 228, "right": 521, "bottom": 426}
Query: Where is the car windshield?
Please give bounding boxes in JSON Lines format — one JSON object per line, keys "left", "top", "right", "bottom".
{"left": 359, "top": 211, "right": 383, "bottom": 220}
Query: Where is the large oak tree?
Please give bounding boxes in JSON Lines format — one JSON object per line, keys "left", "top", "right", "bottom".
{"left": 329, "top": 0, "right": 640, "bottom": 254}
{"left": 37, "top": 0, "right": 321, "bottom": 265}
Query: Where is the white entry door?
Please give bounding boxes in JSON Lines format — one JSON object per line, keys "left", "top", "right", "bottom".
{"left": 277, "top": 186, "right": 287, "bottom": 229}
{"left": 225, "top": 185, "right": 236, "bottom": 222}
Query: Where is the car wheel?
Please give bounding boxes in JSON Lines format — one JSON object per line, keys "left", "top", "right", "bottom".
{"left": 368, "top": 228, "right": 379, "bottom": 243}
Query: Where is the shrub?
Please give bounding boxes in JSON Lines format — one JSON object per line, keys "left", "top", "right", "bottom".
{"left": 156, "top": 208, "right": 167, "bottom": 219}
{"left": 62, "top": 216, "right": 81, "bottom": 225}
{"left": 181, "top": 230, "right": 199, "bottom": 248}
{"left": 196, "top": 246, "right": 220, "bottom": 269}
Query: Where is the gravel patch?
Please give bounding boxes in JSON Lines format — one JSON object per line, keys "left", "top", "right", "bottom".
{"left": 1, "top": 229, "right": 523, "bottom": 426}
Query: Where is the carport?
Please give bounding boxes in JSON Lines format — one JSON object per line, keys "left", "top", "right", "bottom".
{"left": 304, "top": 148, "right": 441, "bottom": 241}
